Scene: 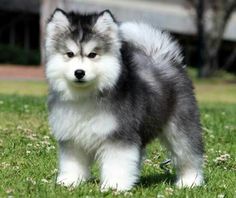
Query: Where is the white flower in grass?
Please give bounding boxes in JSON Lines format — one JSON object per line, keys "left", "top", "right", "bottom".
{"left": 35, "top": 143, "right": 40, "bottom": 148}
{"left": 13, "top": 166, "right": 20, "bottom": 170}
{"left": 152, "top": 164, "right": 159, "bottom": 168}
{"left": 165, "top": 187, "right": 174, "bottom": 196}
{"left": 41, "top": 179, "right": 49, "bottom": 183}
{"left": 217, "top": 194, "right": 225, "bottom": 198}
{"left": 204, "top": 114, "right": 210, "bottom": 118}
{"left": 224, "top": 125, "right": 230, "bottom": 129}
{"left": 1, "top": 162, "right": 10, "bottom": 169}
{"left": 41, "top": 140, "right": 50, "bottom": 146}
{"left": 225, "top": 125, "right": 236, "bottom": 130}
{"left": 203, "top": 159, "right": 208, "bottom": 168}
{"left": 24, "top": 104, "right": 30, "bottom": 112}
{"left": 24, "top": 128, "right": 33, "bottom": 133}
{"left": 43, "top": 135, "right": 50, "bottom": 139}
{"left": 157, "top": 194, "right": 165, "bottom": 198}
{"left": 209, "top": 148, "right": 214, "bottom": 153}
{"left": 209, "top": 134, "right": 215, "bottom": 139}
{"left": 26, "top": 133, "right": 37, "bottom": 141}
{"left": 24, "top": 105, "right": 30, "bottom": 113}
{"left": 51, "top": 168, "right": 58, "bottom": 174}
{"left": 6, "top": 188, "right": 14, "bottom": 194}
{"left": 153, "top": 155, "right": 160, "bottom": 160}
{"left": 0, "top": 127, "right": 7, "bottom": 132}
{"left": 113, "top": 191, "right": 121, "bottom": 196}
{"left": 214, "top": 153, "right": 230, "bottom": 164}
{"left": 26, "top": 177, "right": 36, "bottom": 185}
{"left": 144, "top": 159, "right": 152, "bottom": 164}
{"left": 26, "top": 150, "right": 31, "bottom": 154}
{"left": 24, "top": 104, "right": 29, "bottom": 108}
{"left": 124, "top": 192, "right": 133, "bottom": 196}
{"left": 46, "top": 145, "right": 56, "bottom": 152}
{"left": 16, "top": 125, "right": 23, "bottom": 130}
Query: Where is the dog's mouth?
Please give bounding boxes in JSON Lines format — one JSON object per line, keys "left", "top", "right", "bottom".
{"left": 70, "top": 78, "right": 96, "bottom": 89}
{"left": 74, "top": 79, "right": 86, "bottom": 84}
{"left": 72, "top": 79, "right": 90, "bottom": 87}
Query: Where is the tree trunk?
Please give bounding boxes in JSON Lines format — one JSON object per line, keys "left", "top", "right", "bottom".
{"left": 201, "top": 50, "right": 219, "bottom": 77}
{"left": 223, "top": 45, "right": 236, "bottom": 70}
{"left": 187, "top": 0, "right": 236, "bottom": 78}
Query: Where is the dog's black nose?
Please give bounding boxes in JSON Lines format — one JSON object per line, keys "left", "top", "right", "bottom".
{"left": 74, "top": 69, "right": 85, "bottom": 80}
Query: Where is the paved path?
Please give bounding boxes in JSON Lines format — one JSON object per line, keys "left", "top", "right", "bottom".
{"left": 0, "top": 65, "right": 45, "bottom": 80}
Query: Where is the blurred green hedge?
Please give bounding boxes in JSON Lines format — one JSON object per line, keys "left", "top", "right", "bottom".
{"left": 0, "top": 44, "right": 40, "bottom": 65}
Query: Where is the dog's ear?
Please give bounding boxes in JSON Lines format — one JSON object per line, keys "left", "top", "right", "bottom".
{"left": 48, "top": 8, "right": 69, "bottom": 26}
{"left": 98, "top": 10, "right": 116, "bottom": 23}
{"left": 93, "top": 10, "right": 118, "bottom": 36}
{"left": 46, "top": 9, "right": 70, "bottom": 36}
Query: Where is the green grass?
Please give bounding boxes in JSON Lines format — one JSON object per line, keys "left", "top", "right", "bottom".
{"left": 0, "top": 78, "right": 236, "bottom": 197}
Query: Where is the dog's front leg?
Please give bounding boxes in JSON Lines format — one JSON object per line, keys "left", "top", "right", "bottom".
{"left": 99, "top": 141, "right": 141, "bottom": 191}
{"left": 56, "top": 141, "right": 92, "bottom": 187}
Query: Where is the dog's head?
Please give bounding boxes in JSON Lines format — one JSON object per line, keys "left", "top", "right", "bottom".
{"left": 45, "top": 9, "right": 121, "bottom": 99}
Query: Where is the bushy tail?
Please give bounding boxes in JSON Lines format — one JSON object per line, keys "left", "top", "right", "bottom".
{"left": 120, "top": 22, "right": 183, "bottom": 66}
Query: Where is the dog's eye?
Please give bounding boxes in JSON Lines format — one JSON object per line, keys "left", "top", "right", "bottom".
{"left": 87, "top": 52, "right": 97, "bottom": 59}
{"left": 66, "top": 52, "right": 74, "bottom": 58}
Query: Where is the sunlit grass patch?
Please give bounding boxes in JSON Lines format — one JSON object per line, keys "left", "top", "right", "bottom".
{"left": 0, "top": 80, "right": 47, "bottom": 96}
{"left": 196, "top": 83, "right": 236, "bottom": 104}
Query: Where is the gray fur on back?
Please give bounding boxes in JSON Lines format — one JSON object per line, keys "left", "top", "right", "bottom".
{"left": 101, "top": 24, "right": 204, "bottom": 155}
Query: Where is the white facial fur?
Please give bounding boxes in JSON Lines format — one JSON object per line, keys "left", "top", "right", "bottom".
{"left": 45, "top": 51, "right": 121, "bottom": 100}
{"left": 45, "top": 10, "right": 121, "bottom": 100}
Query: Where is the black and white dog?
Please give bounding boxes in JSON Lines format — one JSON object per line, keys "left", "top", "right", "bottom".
{"left": 45, "top": 9, "right": 204, "bottom": 191}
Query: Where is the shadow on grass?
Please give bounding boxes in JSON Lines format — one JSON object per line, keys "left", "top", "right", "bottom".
{"left": 86, "top": 173, "right": 176, "bottom": 189}
{"left": 138, "top": 173, "right": 176, "bottom": 187}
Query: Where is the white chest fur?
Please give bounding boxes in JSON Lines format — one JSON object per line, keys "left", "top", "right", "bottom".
{"left": 49, "top": 100, "right": 118, "bottom": 151}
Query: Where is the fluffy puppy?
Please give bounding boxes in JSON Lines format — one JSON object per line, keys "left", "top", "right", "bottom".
{"left": 45, "top": 9, "right": 204, "bottom": 191}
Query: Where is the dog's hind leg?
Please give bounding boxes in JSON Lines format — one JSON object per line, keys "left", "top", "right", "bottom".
{"left": 159, "top": 120, "right": 204, "bottom": 187}
{"left": 56, "top": 141, "right": 92, "bottom": 187}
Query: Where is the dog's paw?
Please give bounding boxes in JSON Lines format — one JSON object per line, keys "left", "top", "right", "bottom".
{"left": 56, "top": 173, "right": 86, "bottom": 188}
{"left": 100, "top": 179, "right": 134, "bottom": 192}
{"left": 176, "top": 172, "right": 204, "bottom": 188}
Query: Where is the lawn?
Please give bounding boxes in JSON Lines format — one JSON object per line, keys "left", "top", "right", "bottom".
{"left": 0, "top": 78, "right": 236, "bottom": 197}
